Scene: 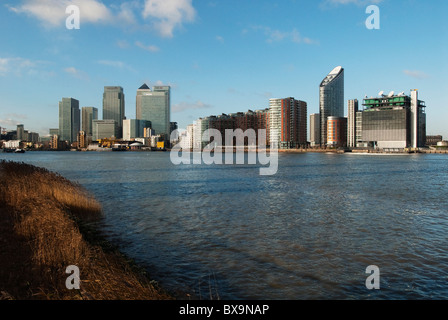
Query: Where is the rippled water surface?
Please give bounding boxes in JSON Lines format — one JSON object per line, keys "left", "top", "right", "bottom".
{"left": 2, "top": 151, "right": 448, "bottom": 299}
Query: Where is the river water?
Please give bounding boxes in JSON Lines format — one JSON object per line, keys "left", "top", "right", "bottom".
{"left": 2, "top": 151, "right": 448, "bottom": 300}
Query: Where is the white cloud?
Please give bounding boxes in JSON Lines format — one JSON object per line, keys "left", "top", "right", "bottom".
{"left": 142, "top": 0, "right": 196, "bottom": 38}
{"left": 115, "top": 1, "right": 139, "bottom": 25}
{"left": 403, "top": 70, "right": 429, "bottom": 80}
{"left": 0, "top": 57, "right": 44, "bottom": 76}
{"left": 216, "top": 35, "right": 224, "bottom": 43}
{"left": 249, "top": 26, "right": 318, "bottom": 45}
{"left": 116, "top": 39, "right": 130, "bottom": 49}
{"left": 9, "top": 0, "right": 113, "bottom": 27}
{"left": 135, "top": 41, "right": 160, "bottom": 52}
{"left": 172, "top": 101, "right": 212, "bottom": 113}
{"left": 97, "top": 60, "right": 135, "bottom": 72}
{"left": 321, "top": 0, "right": 383, "bottom": 7}
{"left": 63, "top": 66, "right": 89, "bottom": 79}
{"left": 0, "top": 118, "right": 22, "bottom": 128}
{"left": 9, "top": 0, "right": 198, "bottom": 37}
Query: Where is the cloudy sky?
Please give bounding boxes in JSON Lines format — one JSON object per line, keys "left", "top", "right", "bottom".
{"left": 0, "top": 0, "right": 447, "bottom": 137}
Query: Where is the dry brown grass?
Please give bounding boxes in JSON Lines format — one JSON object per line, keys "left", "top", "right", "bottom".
{"left": 0, "top": 160, "right": 172, "bottom": 300}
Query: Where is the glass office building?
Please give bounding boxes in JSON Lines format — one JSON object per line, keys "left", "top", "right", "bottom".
{"left": 136, "top": 84, "right": 171, "bottom": 142}
{"left": 103, "top": 86, "right": 125, "bottom": 139}
{"left": 59, "top": 97, "right": 80, "bottom": 143}
{"left": 81, "top": 107, "right": 98, "bottom": 137}
{"left": 92, "top": 120, "right": 118, "bottom": 141}
{"left": 319, "top": 66, "right": 344, "bottom": 147}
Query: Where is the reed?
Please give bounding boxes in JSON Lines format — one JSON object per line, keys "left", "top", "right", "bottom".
{"left": 0, "top": 160, "right": 171, "bottom": 300}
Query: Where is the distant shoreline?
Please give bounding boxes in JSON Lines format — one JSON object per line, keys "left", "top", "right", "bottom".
{"left": 3, "top": 147, "right": 448, "bottom": 155}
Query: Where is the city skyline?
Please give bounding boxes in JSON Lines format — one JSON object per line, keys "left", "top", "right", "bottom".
{"left": 0, "top": 1, "right": 447, "bottom": 138}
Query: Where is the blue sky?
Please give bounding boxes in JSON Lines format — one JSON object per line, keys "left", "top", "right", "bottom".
{"left": 0, "top": 0, "right": 447, "bottom": 138}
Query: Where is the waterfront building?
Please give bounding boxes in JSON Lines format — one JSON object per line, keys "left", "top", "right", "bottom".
{"left": 191, "top": 107, "right": 271, "bottom": 150}
{"left": 270, "top": 98, "right": 307, "bottom": 149}
{"left": 123, "top": 119, "right": 152, "bottom": 141}
{"left": 144, "top": 127, "right": 155, "bottom": 138}
{"left": 16, "top": 124, "right": 25, "bottom": 141}
{"left": 77, "top": 131, "right": 87, "bottom": 149}
{"left": 327, "top": 116, "right": 347, "bottom": 148}
{"left": 103, "top": 86, "right": 125, "bottom": 139}
{"left": 179, "top": 125, "right": 195, "bottom": 149}
{"left": 49, "top": 135, "right": 59, "bottom": 149}
{"left": 310, "top": 113, "right": 320, "bottom": 147}
{"left": 92, "top": 120, "right": 118, "bottom": 141}
{"left": 360, "top": 90, "right": 426, "bottom": 150}
{"left": 426, "top": 135, "right": 443, "bottom": 146}
{"left": 193, "top": 117, "right": 210, "bottom": 150}
{"left": 347, "top": 99, "right": 359, "bottom": 148}
{"left": 136, "top": 84, "right": 171, "bottom": 142}
{"left": 319, "top": 66, "right": 344, "bottom": 147}
{"left": 59, "top": 97, "right": 80, "bottom": 143}
{"left": 187, "top": 124, "right": 195, "bottom": 149}
{"left": 28, "top": 132, "right": 39, "bottom": 143}
{"left": 82, "top": 107, "right": 98, "bottom": 137}
{"left": 170, "top": 122, "right": 178, "bottom": 135}
{"left": 3, "top": 140, "right": 21, "bottom": 149}
{"left": 355, "top": 111, "right": 364, "bottom": 147}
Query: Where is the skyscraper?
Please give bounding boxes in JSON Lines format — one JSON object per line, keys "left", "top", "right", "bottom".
{"left": 16, "top": 124, "right": 25, "bottom": 141}
{"left": 347, "top": 99, "right": 359, "bottom": 148}
{"left": 59, "top": 97, "right": 80, "bottom": 143}
{"left": 136, "top": 84, "right": 171, "bottom": 141}
{"left": 103, "top": 86, "right": 125, "bottom": 139}
{"left": 82, "top": 107, "right": 98, "bottom": 137}
{"left": 319, "top": 66, "right": 344, "bottom": 147}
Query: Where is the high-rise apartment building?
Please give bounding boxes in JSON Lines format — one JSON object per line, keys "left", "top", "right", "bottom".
{"left": 347, "top": 99, "right": 359, "bottom": 148}
{"left": 82, "top": 107, "right": 98, "bottom": 137}
{"left": 59, "top": 97, "right": 80, "bottom": 143}
{"left": 319, "top": 66, "right": 344, "bottom": 147}
{"left": 270, "top": 98, "right": 307, "bottom": 149}
{"left": 103, "top": 86, "right": 125, "bottom": 139}
{"left": 136, "top": 84, "right": 171, "bottom": 142}
{"left": 310, "top": 113, "right": 320, "bottom": 147}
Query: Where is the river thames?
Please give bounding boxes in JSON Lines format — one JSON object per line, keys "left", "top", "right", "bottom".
{"left": 2, "top": 151, "right": 448, "bottom": 300}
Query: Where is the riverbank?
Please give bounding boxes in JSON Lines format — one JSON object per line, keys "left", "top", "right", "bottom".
{"left": 0, "top": 160, "right": 172, "bottom": 300}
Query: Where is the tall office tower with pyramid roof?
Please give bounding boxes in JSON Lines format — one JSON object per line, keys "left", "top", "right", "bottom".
{"left": 136, "top": 83, "right": 171, "bottom": 142}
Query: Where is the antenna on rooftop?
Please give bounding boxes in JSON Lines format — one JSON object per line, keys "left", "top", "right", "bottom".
{"left": 388, "top": 91, "right": 395, "bottom": 97}
{"left": 378, "top": 91, "right": 384, "bottom": 97}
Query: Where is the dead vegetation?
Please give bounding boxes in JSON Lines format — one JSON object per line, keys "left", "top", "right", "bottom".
{"left": 0, "top": 160, "right": 172, "bottom": 300}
